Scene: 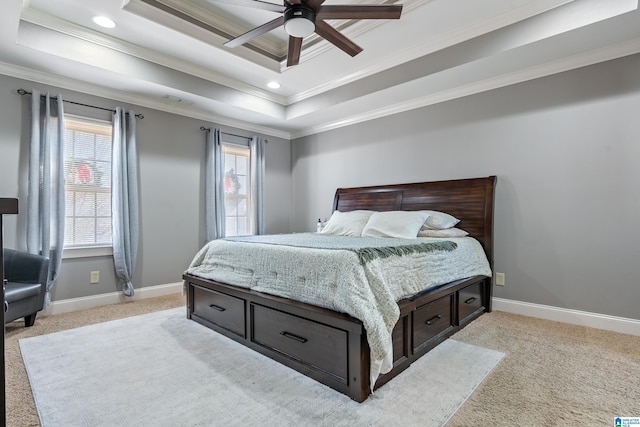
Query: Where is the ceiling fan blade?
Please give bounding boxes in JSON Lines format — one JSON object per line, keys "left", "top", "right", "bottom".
{"left": 315, "top": 20, "right": 362, "bottom": 57}
{"left": 205, "top": 0, "right": 285, "bottom": 13}
{"left": 305, "top": 0, "right": 326, "bottom": 11}
{"left": 317, "top": 5, "right": 403, "bottom": 20}
{"left": 287, "top": 36, "right": 303, "bottom": 66}
{"left": 224, "top": 16, "right": 285, "bottom": 48}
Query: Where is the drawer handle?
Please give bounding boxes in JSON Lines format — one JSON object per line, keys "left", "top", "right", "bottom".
{"left": 280, "top": 331, "right": 308, "bottom": 344}
{"left": 208, "top": 304, "right": 226, "bottom": 312}
{"left": 464, "top": 297, "right": 477, "bottom": 304}
{"left": 425, "top": 314, "right": 442, "bottom": 325}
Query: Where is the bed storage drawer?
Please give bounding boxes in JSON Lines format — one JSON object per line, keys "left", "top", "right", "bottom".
{"left": 458, "top": 280, "right": 485, "bottom": 325}
{"left": 412, "top": 294, "right": 454, "bottom": 352}
{"left": 251, "top": 303, "right": 348, "bottom": 382}
{"left": 192, "top": 285, "right": 245, "bottom": 337}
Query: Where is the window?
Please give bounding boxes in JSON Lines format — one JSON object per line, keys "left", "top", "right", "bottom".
{"left": 223, "top": 144, "right": 250, "bottom": 237}
{"left": 63, "top": 115, "right": 112, "bottom": 248}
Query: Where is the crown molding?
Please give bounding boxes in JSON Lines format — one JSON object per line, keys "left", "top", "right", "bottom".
{"left": 20, "top": 0, "right": 493, "bottom": 107}
{"left": 121, "top": 0, "right": 282, "bottom": 71}
{"left": 123, "top": 0, "right": 282, "bottom": 65}
{"left": 290, "top": 37, "right": 640, "bottom": 139}
{"left": 6, "top": 35, "right": 637, "bottom": 142}
{"left": 19, "top": 7, "right": 287, "bottom": 105}
{"left": 287, "top": 0, "right": 574, "bottom": 104}
{"left": 9, "top": 1, "right": 638, "bottom": 142}
{"left": 137, "top": 0, "right": 287, "bottom": 57}
{"left": 0, "top": 61, "right": 292, "bottom": 139}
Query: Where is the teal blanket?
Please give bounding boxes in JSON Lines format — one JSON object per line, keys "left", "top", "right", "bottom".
{"left": 224, "top": 234, "right": 457, "bottom": 265}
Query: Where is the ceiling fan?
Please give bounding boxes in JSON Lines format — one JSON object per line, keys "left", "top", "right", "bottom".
{"left": 209, "top": 0, "right": 403, "bottom": 66}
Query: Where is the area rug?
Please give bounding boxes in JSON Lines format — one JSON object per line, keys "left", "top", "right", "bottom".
{"left": 20, "top": 307, "right": 504, "bottom": 427}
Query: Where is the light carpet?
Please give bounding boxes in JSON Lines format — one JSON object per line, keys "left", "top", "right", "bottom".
{"left": 19, "top": 307, "right": 504, "bottom": 427}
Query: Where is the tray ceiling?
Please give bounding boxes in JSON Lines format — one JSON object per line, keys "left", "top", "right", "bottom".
{"left": 1, "top": 0, "right": 639, "bottom": 138}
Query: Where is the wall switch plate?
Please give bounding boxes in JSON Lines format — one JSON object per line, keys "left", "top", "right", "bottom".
{"left": 495, "top": 272, "right": 505, "bottom": 286}
{"left": 90, "top": 271, "right": 100, "bottom": 284}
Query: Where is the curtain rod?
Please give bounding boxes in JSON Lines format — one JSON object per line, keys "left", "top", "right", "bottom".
{"left": 199, "top": 126, "right": 267, "bottom": 143}
{"left": 17, "top": 88, "right": 144, "bottom": 119}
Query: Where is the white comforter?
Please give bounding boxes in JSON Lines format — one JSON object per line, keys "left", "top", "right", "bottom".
{"left": 186, "top": 233, "right": 491, "bottom": 386}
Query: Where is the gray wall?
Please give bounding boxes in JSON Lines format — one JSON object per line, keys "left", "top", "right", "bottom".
{"left": 2, "top": 53, "right": 638, "bottom": 319}
{"left": 0, "top": 74, "right": 291, "bottom": 301}
{"left": 291, "top": 54, "right": 640, "bottom": 321}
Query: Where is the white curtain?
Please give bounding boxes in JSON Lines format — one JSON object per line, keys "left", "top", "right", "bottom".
{"left": 249, "top": 136, "right": 265, "bottom": 235}
{"left": 205, "top": 128, "right": 225, "bottom": 241}
{"left": 27, "top": 89, "right": 65, "bottom": 308}
{"left": 111, "top": 107, "right": 139, "bottom": 297}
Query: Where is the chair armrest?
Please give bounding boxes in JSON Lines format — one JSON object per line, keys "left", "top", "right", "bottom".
{"left": 3, "top": 249, "right": 49, "bottom": 286}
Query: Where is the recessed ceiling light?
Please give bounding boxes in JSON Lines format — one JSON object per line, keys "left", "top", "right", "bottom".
{"left": 267, "top": 81, "right": 281, "bottom": 89}
{"left": 93, "top": 16, "right": 116, "bottom": 29}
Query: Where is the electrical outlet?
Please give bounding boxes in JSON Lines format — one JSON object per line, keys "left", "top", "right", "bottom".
{"left": 90, "top": 271, "right": 100, "bottom": 284}
{"left": 495, "top": 272, "right": 505, "bottom": 286}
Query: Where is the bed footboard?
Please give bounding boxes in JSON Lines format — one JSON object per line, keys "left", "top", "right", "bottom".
{"left": 184, "top": 273, "right": 488, "bottom": 402}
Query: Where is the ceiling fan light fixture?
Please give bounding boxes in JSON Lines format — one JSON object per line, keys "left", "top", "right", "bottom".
{"left": 284, "top": 5, "right": 316, "bottom": 38}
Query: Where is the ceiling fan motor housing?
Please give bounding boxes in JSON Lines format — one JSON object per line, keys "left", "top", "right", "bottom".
{"left": 284, "top": 4, "right": 316, "bottom": 38}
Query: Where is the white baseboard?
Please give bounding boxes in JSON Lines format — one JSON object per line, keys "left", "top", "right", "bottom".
{"left": 492, "top": 297, "right": 640, "bottom": 337}
{"left": 38, "top": 288, "right": 640, "bottom": 337}
{"left": 41, "top": 282, "right": 184, "bottom": 317}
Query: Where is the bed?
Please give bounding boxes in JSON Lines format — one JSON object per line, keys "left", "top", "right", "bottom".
{"left": 183, "top": 176, "right": 496, "bottom": 402}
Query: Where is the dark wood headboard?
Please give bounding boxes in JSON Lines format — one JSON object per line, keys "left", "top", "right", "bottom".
{"left": 332, "top": 176, "right": 497, "bottom": 266}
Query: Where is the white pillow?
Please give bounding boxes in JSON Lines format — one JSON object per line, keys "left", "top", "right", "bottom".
{"left": 417, "top": 227, "right": 468, "bottom": 238}
{"left": 320, "top": 210, "right": 375, "bottom": 236}
{"left": 421, "top": 210, "right": 460, "bottom": 230}
{"left": 361, "top": 211, "right": 430, "bottom": 239}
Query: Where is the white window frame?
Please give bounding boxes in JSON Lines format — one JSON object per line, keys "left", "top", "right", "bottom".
{"left": 62, "top": 114, "right": 113, "bottom": 259}
{"left": 222, "top": 143, "right": 251, "bottom": 237}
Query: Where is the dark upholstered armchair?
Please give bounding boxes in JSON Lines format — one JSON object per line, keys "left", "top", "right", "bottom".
{"left": 3, "top": 249, "right": 49, "bottom": 327}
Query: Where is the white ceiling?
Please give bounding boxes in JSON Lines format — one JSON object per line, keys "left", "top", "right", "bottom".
{"left": 1, "top": 0, "right": 639, "bottom": 139}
